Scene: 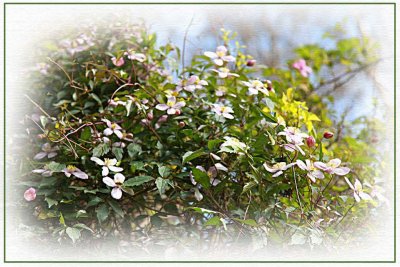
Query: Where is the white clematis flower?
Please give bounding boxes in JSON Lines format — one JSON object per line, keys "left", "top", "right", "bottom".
{"left": 344, "top": 177, "right": 372, "bottom": 202}
{"left": 103, "top": 173, "right": 126, "bottom": 200}
{"left": 296, "top": 159, "right": 324, "bottom": 183}
{"left": 212, "top": 103, "right": 234, "bottom": 119}
{"left": 204, "top": 45, "right": 235, "bottom": 66}
{"left": 90, "top": 157, "right": 123, "bottom": 176}
{"left": 155, "top": 96, "right": 186, "bottom": 115}
{"left": 263, "top": 162, "right": 296, "bottom": 177}
{"left": 102, "top": 119, "right": 123, "bottom": 139}
{"left": 211, "top": 67, "right": 240, "bottom": 79}
{"left": 242, "top": 80, "right": 269, "bottom": 96}
{"left": 314, "top": 158, "right": 350, "bottom": 176}
{"left": 124, "top": 49, "right": 146, "bottom": 62}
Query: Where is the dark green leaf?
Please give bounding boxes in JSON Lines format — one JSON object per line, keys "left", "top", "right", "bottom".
{"left": 182, "top": 148, "right": 206, "bottom": 164}
{"left": 127, "top": 143, "right": 142, "bottom": 158}
{"left": 96, "top": 204, "right": 109, "bottom": 223}
{"left": 66, "top": 227, "right": 81, "bottom": 243}
{"left": 124, "top": 175, "right": 154, "bottom": 187}
{"left": 191, "top": 167, "right": 210, "bottom": 189}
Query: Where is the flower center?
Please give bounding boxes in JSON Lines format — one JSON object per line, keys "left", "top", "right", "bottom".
{"left": 216, "top": 51, "right": 225, "bottom": 57}
{"left": 67, "top": 165, "right": 77, "bottom": 171}
{"left": 111, "top": 123, "right": 117, "bottom": 130}
{"left": 104, "top": 158, "right": 112, "bottom": 166}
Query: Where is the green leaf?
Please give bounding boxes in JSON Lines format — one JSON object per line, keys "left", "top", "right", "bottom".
{"left": 204, "top": 216, "right": 221, "bottom": 226}
{"left": 66, "top": 227, "right": 81, "bottom": 243}
{"left": 185, "top": 207, "right": 218, "bottom": 214}
{"left": 112, "top": 147, "right": 124, "bottom": 161}
{"left": 182, "top": 148, "right": 206, "bottom": 164}
{"left": 150, "top": 215, "right": 163, "bottom": 227}
{"left": 155, "top": 177, "right": 168, "bottom": 195}
{"left": 124, "top": 175, "right": 154, "bottom": 187}
{"left": 233, "top": 218, "right": 258, "bottom": 227}
{"left": 242, "top": 180, "right": 257, "bottom": 194}
{"left": 96, "top": 204, "right": 109, "bottom": 223}
{"left": 80, "top": 127, "right": 92, "bottom": 141}
{"left": 130, "top": 161, "right": 145, "bottom": 173}
{"left": 108, "top": 200, "right": 124, "bottom": 218}
{"left": 207, "top": 139, "right": 223, "bottom": 151}
{"left": 59, "top": 212, "right": 66, "bottom": 226}
{"left": 73, "top": 223, "right": 94, "bottom": 233}
{"left": 47, "top": 162, "right": 66, "bottom": 172}
{"left": 158, "top": 166, "right": 170, "bottom": 178}
{"left": 127, "top": 143, "right": 142, "bottom": 158}
{"left": 45, "top": 197, "right": 58, "bottom": 208}
{"left": 92, "top": 143, "right": 110, "bottom": 157}
{"left": 191, "top": 167, "right": 210, "bottom": 189}
{"left": 39, "top": 176, "right": 58, "bottom": 187}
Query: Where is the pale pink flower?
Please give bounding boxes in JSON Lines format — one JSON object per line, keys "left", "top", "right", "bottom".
{"left": 314, "top": 159, "right": 350, "bottom": 176}
{"left": 111, "top": 57, "right": 125, "bottom": 67}
{"left": 296, "top": 159, "right": 324, "bottom": 183}
{"left": 24, "top": 187, "right": 36, "bottom": 201}
{"left": 34, "top": 143, "right": 59, "bottom": 160}
{"left": 212, "top": 103, "right": 234, "bottom": 119}
{"left": 176, "top": 75, "right": 208, "bottom": 92}
{"left": 155, "top": 96, "right": 186, "bottom": 115}
{"left": 62, "top": 165, "right": 89, "bottom": 179}
{"left": 103, "top": 173, "right": 126, "bottom": 200}
{"left": 90, "top": 157, "right": 123, "bottom": 176}
{"left": 102, "top": 119, "right": 123, "bottom": 139}
{"left": 344, "top": 177, "right": 372, "bottom": 202}
{"left": 242, "top": 80, "right": 269, "bottom": 95}
{"left": 204, "top": 45, "right": 235, "bottom": 66}
{"left": 124, "top": 49, "right": 146, "bottom": 62}
{"left": 278, "top": 127, "right": 308, "bottom": 156}
{"left": 212, "top": 67, "right": 240, "bottom": 79}
{"left": 292, "top": 59, "right": 312, "bottom": 77}
{"left": 263, "top": 162, "right": 296, "bottom": 177}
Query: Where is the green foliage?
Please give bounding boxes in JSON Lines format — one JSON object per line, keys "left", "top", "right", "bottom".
{"left": 21, "top": 21, "right": 385, "bottom": 249}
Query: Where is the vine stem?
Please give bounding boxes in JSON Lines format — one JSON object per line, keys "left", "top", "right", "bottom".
{"left": 292, "top": 165, "right": 304, "bottom": 215}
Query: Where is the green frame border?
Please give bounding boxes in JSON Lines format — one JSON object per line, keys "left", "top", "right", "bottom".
{"left": 3, "top": 1, "right": 396, "bottom": 263}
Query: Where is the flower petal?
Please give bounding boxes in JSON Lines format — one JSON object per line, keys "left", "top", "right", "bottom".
{"left": 103, "top": 128, "right": 113, "bottom": 136}
{"left": 156, "top": 104, "right": 169, "bottom": 111}
{"left": 334, "top": 167, "right": 350, "bottom": 176}
{"left": 102, "top": 166, "right": 109, "bottom": 176}
{"left": 111, "top": 188, "right": 123, "bottom": 199}
{"left": 215, "top": 163, "right": 228, "bottom": 172}
{"left": 114, "top": 173, "right": 125, "bottom": 184}
{"left": 33, "top": 152, "right": 47, "bottom": 160}
{"left": 108, "top": 166, "right": 123, "bottom": 173}
{"left": 296, "top": 160, "right": 307, "bottom": 170}
{"left": 90, "top": 157, "right": 105, "bottom": 165}
{"left": 204, "top": 51, "right": 217, "bottom": 59}
{"left": 314, "top": 162, "right": 327, "bottom": 171}
{"left": 214, "top": 58, "right": 224, "bottom": 66}
{"left": 194, "top": 188, "right": 203, "bottom": 201}
{"left": 103, "top": 177, "right": 116, "bottom": 187}
{"left": 47, "top": 152, "right": 58, "bottom": 158}
{"left": 114, "top": 129, "right": 123, "bottom": 139}
{"left": 73, "top": 170, "right": 89, "bottom": 179}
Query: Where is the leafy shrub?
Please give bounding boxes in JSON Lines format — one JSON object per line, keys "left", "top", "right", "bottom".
{"left": 19, "top": 22, "right": 388, "bottom": 250}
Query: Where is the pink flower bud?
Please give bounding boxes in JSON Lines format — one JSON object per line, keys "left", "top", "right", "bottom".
{"left": 24, "top": 187, "right": 36, "bottom": 201}
{"left": 306, "top": 136, "right": 316, "bottom": 148}
{"left": 111, "top": 57, "right": 125, "bottom": 67}
{"left": 246, "top": 59, "right": 256, "bottom": 67}
{"left": 323, "top": 131, "right": 334, "bottom": 139}
{"left": 179, "top": 121, "right": 186, "bottom": 128}
{"left": 175, "top": 110, "right": 181, "bottom": 115}
{"left": 157, "top": 115, "right": 168, "bottom": 124}
{"left": 147, "top": 112, "right": 154, "bottom": 121}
